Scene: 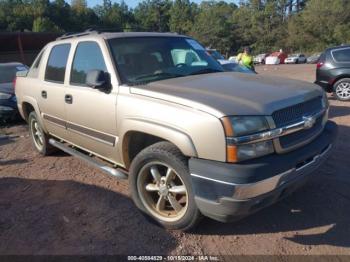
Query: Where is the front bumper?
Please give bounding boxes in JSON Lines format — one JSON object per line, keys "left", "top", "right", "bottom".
{"left": 189, "top": 121, "right": 337, "bottom": 222}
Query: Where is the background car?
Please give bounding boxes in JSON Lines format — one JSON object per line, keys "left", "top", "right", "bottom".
{"left": 206, "top": 49, "right": 255, "bottom": 74}
{"left": 315, "top": 45, "right": 350, "bottom": 101}
{"left": 254, "top": 53, "right": 268, "bottom": 64}
{"left": 284, "top": 53, "right": 307, "bottom": 64}
{"left": 0, "top": 62, "right": 28, "bottom": 122}
{"left": 228, "top": 56, "right": 237, "bottom": 62}
{"left": 265, "top": 51, "right": 287, "bottom": 64}
{"left": 307, "top": 53, "right": 321, "bottom": 64}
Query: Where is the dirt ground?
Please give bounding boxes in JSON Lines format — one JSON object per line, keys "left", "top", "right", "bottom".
{"left": 1, "top": 64, "right": 350, "bottom": 256}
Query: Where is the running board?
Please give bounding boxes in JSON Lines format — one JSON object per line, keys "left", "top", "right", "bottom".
{"left": 48, "top": 138, "right": 127, "bottom": 180}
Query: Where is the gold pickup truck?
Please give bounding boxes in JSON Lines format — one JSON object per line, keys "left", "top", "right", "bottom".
{"left": 15, "top": 31, "right": 337, "bottom": 230}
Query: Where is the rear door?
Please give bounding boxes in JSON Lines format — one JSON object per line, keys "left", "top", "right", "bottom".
{"left": 38, "top": 43, "right": 71, "bottom": 140}
{"left": 64, "top": 40, "right": 118, "bottom": 162}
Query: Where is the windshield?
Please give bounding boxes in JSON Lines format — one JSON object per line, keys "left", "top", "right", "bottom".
{"left": 108, "top": 37, "right": 223, "bottom": 85}
{"left": 0, "top": 65, "right": 27, "bottom": 84}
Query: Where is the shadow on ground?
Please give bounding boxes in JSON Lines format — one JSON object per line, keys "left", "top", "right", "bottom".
{"left": 0, "top": 177, "right": 176, "bottom": 255}
{"left": 329, "top": 106, "right": 350, "bottom": 119}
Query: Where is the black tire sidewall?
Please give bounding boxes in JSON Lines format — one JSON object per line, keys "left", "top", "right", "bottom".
{"left": 129, "top": 142, "right": 201, "bottom": 230}
{"left": 28, "top": 111, "right": 50, "bottom": 155}
{"left": 333, "top": 78, "right": 350, "bottom": 101}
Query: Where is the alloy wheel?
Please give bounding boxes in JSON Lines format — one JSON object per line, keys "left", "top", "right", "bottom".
{"left": 336, "top": 82, "right": 350, "bottom": 99}
{"left": 137, "top": 162, "right": 189, "bottom": 222}
{"left": 30, "top": 118, "right": 44, "bottom": 151}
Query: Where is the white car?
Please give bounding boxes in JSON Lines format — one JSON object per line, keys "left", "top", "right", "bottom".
{"left": 228, "top": 56, "right": 237, "bottom": 62}
{"left": 254, "top": 53, "right": 268, "bottom": 64}
{"left": 265, "top": 56, "right": 280, "bottom": 65}
{"left": 285, "top": 54, "right": 307, "bottom": 64}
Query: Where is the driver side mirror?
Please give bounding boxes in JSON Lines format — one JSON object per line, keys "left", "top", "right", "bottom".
{"left": 86, "top": 70, "right": 111, "bottom": 90}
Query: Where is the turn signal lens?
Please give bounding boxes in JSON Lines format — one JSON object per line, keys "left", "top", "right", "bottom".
{"left": 226, "top": 145, "right": 238, "bottom": 163}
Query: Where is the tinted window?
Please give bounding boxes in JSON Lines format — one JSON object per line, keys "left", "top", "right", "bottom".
{"left": 45, "top": 44, "right": 71, "bottom": 83}
{"left": 108, "top": 37, "right": 223, "bottom": 85}
{"left": 332, "top": 48, "right": 350, "bottom": 62}
{"left": 70, "top": 42, "right": 107, "bottom": 85}
{"left": 32, "top": 51, "right": 44, "bottom": 69}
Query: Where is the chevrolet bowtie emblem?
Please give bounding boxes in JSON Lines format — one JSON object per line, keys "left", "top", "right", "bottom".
{"left": 303, "top": 116, "right": 316, "bottom": 129}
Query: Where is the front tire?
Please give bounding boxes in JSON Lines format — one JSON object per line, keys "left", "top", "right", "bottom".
{"left": 28, "top": 111, "right": 55, "bottom": 155}
{"left": 333, "top": 78, "right": 350, "bottom": 101}
{"left": 129, "top": 142, "right": 202, "bottom": 231}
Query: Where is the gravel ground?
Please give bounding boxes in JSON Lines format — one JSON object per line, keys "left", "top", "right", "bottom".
{"left": 0, "top": 64, "right": 349, "bottom": 256}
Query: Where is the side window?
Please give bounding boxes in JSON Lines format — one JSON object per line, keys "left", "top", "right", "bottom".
{"left": 33, "top": 51, "right": 44, "bottom": 69}
{"left": 332, "top": 48, "right": 350, "bottom": 62}
{"left": 28, "top": 50, "right": 45, "bottom": 78}
{"left": 45, "top": 44, "right": 71, "bottom": 83}
{"left": 70, "top": 42, "right": 107, "bottom": 86}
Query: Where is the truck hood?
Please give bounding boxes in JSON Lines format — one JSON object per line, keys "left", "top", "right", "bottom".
{"left": 130, "top": 72, "right": 323, "bottom": 117}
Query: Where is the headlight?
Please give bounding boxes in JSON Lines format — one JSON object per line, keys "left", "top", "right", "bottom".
{"left": 229, "top": 116, "right": 269, "bottom": 136}
{"left": 0, "top": 92, "right": 12, "bottom": 100}
{"left": 221, "top": 116, "right": 274, "bottom": 162}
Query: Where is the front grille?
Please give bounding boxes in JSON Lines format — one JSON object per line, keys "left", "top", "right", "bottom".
{"left": 279, "top": 115, "right": 324, "bottom": 148}
{"left": 272, "top": 97, "right": 323, "bottom": 128}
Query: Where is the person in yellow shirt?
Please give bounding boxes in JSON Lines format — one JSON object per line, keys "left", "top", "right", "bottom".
{"left": 236, "top": 46, "right": 255, "bottom": 71}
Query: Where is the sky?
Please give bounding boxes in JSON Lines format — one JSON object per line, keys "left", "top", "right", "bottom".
{"left": 85, "top": 0, "right": 238, "bottom": 8}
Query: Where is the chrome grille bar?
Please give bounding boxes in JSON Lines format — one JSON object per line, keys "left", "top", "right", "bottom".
{"left": 227, "top": 108, "right": 326, "bottom": 145}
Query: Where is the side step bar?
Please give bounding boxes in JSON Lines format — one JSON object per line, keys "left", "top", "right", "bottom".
{"left": 49, "top": 138, "right": 127, "bottom": 180}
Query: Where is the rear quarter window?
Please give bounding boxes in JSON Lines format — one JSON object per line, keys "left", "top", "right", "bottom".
{"left": 331, "top": 48, "right": 350, "bottom": 62}
{"left": 28, "top": 50, "right": 45, "bottom": 78}
{"left": 45, "top": 44, "right": 71, "bottom": 83}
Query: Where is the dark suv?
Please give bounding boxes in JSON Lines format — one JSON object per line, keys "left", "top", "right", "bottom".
{"left": 0, "top": 62, "right": 28, "bottom": 121}
{"left": 315, "top": 45, "right": 350, "bottom": 101}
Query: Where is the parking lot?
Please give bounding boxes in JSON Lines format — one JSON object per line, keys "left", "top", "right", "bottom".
{"left": 0, "top": 64, "right": 349, "bottom": 256}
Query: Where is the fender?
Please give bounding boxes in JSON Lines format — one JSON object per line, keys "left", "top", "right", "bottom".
{"left": 20, "top": 96, "right": 48, "bottom": 133}
{"left": 119, "top": 118, "right": 198, "bottom": 164}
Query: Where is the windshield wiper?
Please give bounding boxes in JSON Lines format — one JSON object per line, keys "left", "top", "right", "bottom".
{"left": 135, "top": 72, "right": 183, "bottom": 81}
{"left": 188, "top": 68, "right": 223, "bottom": 76}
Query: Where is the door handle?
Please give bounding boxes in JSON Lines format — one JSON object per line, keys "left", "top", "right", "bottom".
{"left": 41, "top": 90, "right": 47, "bottom": 99}
{"left": 65, "top": 94, "right": 73, "bottom": 104}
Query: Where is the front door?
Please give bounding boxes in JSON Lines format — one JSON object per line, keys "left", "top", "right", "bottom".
{"left": 64, "top": 41, "right": 118, "bottom": 162}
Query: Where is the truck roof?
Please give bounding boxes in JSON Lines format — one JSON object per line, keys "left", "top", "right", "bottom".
{"left": 56, "top": 30, "right": 187, "bottom": 41}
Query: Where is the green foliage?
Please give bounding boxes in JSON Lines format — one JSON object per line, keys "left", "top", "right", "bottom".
{"left": 0, "top": 0, "right": 348, "bottom": 55}
{"left": 287, "top": 0, "right": 350, "bottom": 52}
{"left": 134, "top": 0, "right": 172, "bottom": 32}
{"left": 169, "top": 0, "right": 196, "bottom": 34}
{"left": 190, "top": 1, "right": 237, "bottom": 54}
{"left": 32, "top": 17, "right": 62, "bottom": 32}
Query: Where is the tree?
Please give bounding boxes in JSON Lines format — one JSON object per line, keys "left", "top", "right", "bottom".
{"left": 191, "top": 1, "right": 237, "bottom": 55}
{"left": 134, "top": 0, "right": 172, "bottom": 32}
{"left": 169, "top": 0, "right": 196, "bottom": 34}
{"left": 94, "top": 0, "right": 134, "bottom": 31}
{"left": 32, "top": 17, "right": 61, "bottom": 32}
{"left": 287, "top": 0, "right": 350, "bottom": 52}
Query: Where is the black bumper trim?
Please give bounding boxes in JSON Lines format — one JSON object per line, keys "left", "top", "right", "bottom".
{"left": 189, "top": 121, "right": 337, "bottom": 222}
